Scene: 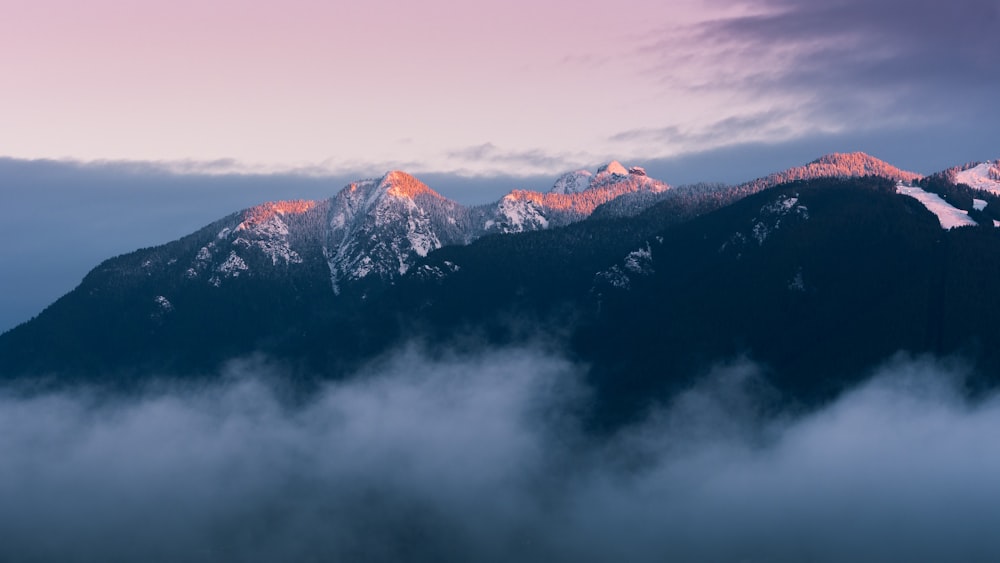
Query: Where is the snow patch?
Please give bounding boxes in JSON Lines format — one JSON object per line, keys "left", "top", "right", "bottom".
{"left": 153, "top": 295, "right": 173, "bottom": 312}
{"left": 897, "top": 184, "right": 978, "bottom": 230}
{"left": 413, "top": 261, "right": 460, "bottom": 281}
{"left": 406, "top": 215, "right": 441, "bottom": 258}
{"left": 594, "top": 243, "right": 655, "bottom": 291}
{"left": 973, "top": 198, "right": 987, "bottom": 211}
{"left": 623, "top": 244, "right": 653, "bottom": 275}
{"left": 595, "top": 265, "right": 631, "bottom": 290}
{"left": 788, "top": 269, "right": 805, "bottom": 292}
{"left": 493, "top": 196, "right": 549, "bottom": 233}
{"left": 551, "top": 170, "right": 593, "bottom": 194}
{"left": 196, "top": 246, "right": 213, "bottom": 262}
{"left": 217, "top": 251, "right": 249, "bottom": 277}
{"left": 751, "top": 195, "right": 809, "bottom": 245}
{"left": 954, "top": 161, "right": 1000, "bottom": 194}
{"left": 228, "top": 215, "right": 303, "bottom": 265}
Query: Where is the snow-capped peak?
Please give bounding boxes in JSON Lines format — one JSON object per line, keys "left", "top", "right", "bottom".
{"left": 380, "top": 170, "right": 444, "bottom": 200}
{"left": 324, "top": 170, "right": 468, "bottom": 292}
{"left": 595, "top": 160, "right": 630, "bottom": 182}
{"left": 952, "top": 160, "right": 1000, "bottom": 195}
{"left": 551, "top": 170, "right": 593, "bottom": 194}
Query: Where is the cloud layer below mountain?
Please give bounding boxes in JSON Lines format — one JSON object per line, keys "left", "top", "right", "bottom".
{"left": 2, "top": 346, "right": 999, "bottom": 562}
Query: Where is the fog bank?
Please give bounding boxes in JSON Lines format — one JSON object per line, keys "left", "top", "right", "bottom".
{"left": 1, "top": 348, "right": 998, "bottom": 562}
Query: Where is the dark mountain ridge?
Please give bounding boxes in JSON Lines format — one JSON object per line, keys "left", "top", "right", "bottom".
{"left": 6, "top": 153, "right": 1000, "bottom": 427}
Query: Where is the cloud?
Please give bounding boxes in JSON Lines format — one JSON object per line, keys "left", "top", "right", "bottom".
{"left": 2, "top": 347, "right": 1000, "bottom": 562}
{"left": 610, "top": 110, "right": 795, "bottom": 146}
{"left": 444, "top": 142, "right": 591, "bottom": 176}
{"left": 630, "top": 0, "right": 1000, "bottom": 156}
{"left": 736, "top": 1, "right": 997, "bottom": 113}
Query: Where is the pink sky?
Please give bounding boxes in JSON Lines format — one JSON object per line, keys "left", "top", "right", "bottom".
{"left": 1, "top": 0, "right": 795, "bottom": 175}
{"left": 3, "top": 0, "right": 996, "bottom": 177}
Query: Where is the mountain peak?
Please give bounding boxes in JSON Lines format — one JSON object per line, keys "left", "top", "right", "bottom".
{"left": 804, "top": 152, "right": 921, "bottom": 181}
{"left": 551, "top": 170, "right": 593, "bottom": 194}
{"left": 240, "top": 200, "right": 317, "bottom": 227}
{"left": 809, "top": 151, "right": 875, "bottom": 165}
{"left": 595, "top": 160, "right": 630, "bottom": 181}
{"left": 379, "top": 171, "right": 443, "bottom": 200}
{"left": 744, "top": 152, "right": 921, "bottom": 192}
{"left": 949, "top": 159, "right": 1000, "bottom": 194}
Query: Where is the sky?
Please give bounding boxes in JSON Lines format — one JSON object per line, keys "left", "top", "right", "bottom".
{"left": 2, "top": 0, "right": 999, "bottom": 330}
{"left": 3, "top": 0, "right": 998, "bottom": 177}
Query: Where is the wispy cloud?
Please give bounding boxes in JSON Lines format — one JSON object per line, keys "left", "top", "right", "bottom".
{"left": 649, "top": 0, "right": 1000, "bottom": 127}
{"left": 611, "top": 110, "right": 796, "bottom": 146}
{"left": 444, "top": 142, "right": 593, "bottom": 176}
{"left": 613, "top": 0, "right": 1000, "bottom": 162}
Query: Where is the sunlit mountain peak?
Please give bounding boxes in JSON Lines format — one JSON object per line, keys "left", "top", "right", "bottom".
{"left": 380, "top": 170, "right": 444, "bottom": 200}
{"left": 595, "top": 160, "right": 630, "bottom": 181}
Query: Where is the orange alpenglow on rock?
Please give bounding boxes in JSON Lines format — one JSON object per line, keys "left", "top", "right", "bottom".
{"left": 241, "top": 200, "right": 318, "bottom": 225}
{"left": 383, "top": 171, "right": 442, "bottom": 200}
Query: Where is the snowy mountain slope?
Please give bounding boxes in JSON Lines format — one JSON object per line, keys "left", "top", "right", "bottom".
{"left": 479, "top": 161, "right": 670, "bottom": 234}
{"left": 896, "top": 184, "right": 978, "bottom": 229}
{"left": 324, "top": 171, "right": 470, "bottom": 292}
{"left": 40, "top": 154, "right": 942, "bottom": 305}
{"left": 13, "top": 168, "right": 1000, "bottom": 392}
{"left": 173, "top": 163, "right": 674, "bottom": 294}
{"left": 319, "top": 163, "right": 676, "bottom": 285}
{"left": 182, "top": 200, "right": 328, "bottom": 287}
{"left": 950, "top": 160, "right": 1000, "bottom": 194}
{"left": 595, "top": 153, "right": 923, "bottom": 224}
{"left": 551, "top": 170, "right": 593, "bottom": 194}
{"left": 67, "top": 154, "right": 930, "bottom": 301}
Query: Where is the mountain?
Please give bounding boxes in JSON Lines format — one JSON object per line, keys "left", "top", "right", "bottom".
{"left": 477, "top": 160, "right": 669, "bottom": 233}
{"left": 0, "top": 161, "right": 670, "bottom": 375}
{"left": 402, "top": 175, "right": 1000, "bottom": 423}
{"left": 742, "top": 152, "right": 923, "bottom": 191}
{"left": 6, "top": 153, "right": 1000, "bottom": 427}
{"left": 325, "top": 171, "right": 471, "bottom": 291}
{"left": 176, "top": 164, "right": 670, "bottom": 295}
{"left": 944, "top": 159, "right": 1000, "bottom": 194}
{"left": 592, "top": 152, "right": 924, "bottom": 222}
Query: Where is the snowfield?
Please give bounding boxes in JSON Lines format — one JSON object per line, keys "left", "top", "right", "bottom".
{"left": 896, "top": 184, "right": 978, "bottom": 230}
{"left": 954, "top": 161, "right": 1000, "bottom": 194}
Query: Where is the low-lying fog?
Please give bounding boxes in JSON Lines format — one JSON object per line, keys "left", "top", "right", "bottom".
{"left": 2, "top": 346, "right": 998, "bottom": 562}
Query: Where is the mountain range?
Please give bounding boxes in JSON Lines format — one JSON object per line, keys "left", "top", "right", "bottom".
{"left": 4, "top": 152, "right": 1000, "bottom": 425}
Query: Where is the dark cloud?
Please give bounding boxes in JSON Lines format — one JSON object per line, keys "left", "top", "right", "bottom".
{"left": 2, "top": 347, "right": 1000, "bottom": 562}
{"left": 641, "top": 0, "right": 1000, "bottom": 148}
{"left": 749, "top": 1, "right": 996, "bottom": 113}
